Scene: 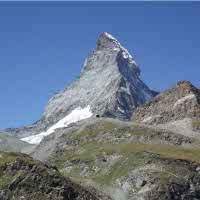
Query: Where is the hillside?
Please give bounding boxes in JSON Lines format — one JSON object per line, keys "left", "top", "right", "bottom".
{"left": 31, "top": 118, "right": 200, "bottom": 199}
{"left": 0, "top": 151, "right": 110, "bottom": 200}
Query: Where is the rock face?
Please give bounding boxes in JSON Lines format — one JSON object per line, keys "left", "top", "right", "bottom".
{"left": 132, "top": 81, "right": 200, "bottom": 125}
{"left": 5, "top": 32, "right": 157, "bottom": 138}
{"left": 0, "top": 151, "right": 111, "bottom": 200}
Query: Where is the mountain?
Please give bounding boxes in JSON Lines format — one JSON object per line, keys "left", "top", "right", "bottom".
{"left": 0, "top": 151, "right": 110, "bottom": 200}
{"left": 132, "top": 81, "right": 200, "bottom": 138}
{"left": 2, "top": 32, "right": 200, "bottom": 200}
{"left": 30, "top": 81, "right": 200, "bottom": 199}
{"left": 0, "top": 131, "right": 35, "bottom": 153}
{"left": 5, "top": 32, "right": 157, "bottom": 144}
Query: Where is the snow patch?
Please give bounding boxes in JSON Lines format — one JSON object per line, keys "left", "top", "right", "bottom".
{"left": 173, "top": 94, "right": 196, "bottom": 107}
{"left": 104, "top": 32, "right": 116, "bottom": 41}
{"left": 21, "top": 106, "right": 93, "bottom": 144}
{"left": 118, "top": 106, "right": 125, "bottom": 113}
{"left": 113, "top": 47, "right": 120, "bottom": 51}
{"left": 121, "top": 46, "right": 137, "bottom": 65}
{"left": 121, "top": 86, "right": 131, "bottom": 95}
{"left": 122, "top": 51, "right": 129, "bottom": 59}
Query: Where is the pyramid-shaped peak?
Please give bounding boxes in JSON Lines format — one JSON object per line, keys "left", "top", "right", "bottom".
{"left": 5, "top": 32, "right": 157, "bottom": 140}
{"left": 97, "top": 32, "right": 121, "bottom": 50}
{"left": 95, "top": 32, "right": 138, "bottom": 68}
{"left": 100, "top": 32, "right": 118, "bottom": 41}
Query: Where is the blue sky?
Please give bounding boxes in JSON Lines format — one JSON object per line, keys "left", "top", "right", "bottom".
{"left": 0, "top": 2, "right": 200, "bottom": 129}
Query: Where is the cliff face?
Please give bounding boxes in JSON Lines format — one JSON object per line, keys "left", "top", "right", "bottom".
{"left": 5, "top": 32, "right": 156, "bottom": 139}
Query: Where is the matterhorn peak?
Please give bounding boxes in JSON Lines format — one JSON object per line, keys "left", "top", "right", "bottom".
{"left": 101, "top": 32, "right": 117, "bottom": 40}
{"left": 100, "top": 32, "right": 118, "bottom": 41}
{"left": 96, "top": 32, "right": 137, "bottom": 66}
{"left": 97, "top": 32, "right": 120, "bottom": 50}
{"left": 5, "top": 33, "right": 157, "bottom": 143}
{"left": 82, "top": 32, "right": 138, "bottom": 77}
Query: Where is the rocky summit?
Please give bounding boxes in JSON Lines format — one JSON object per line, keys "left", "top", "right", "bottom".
{"left": 5, "top": 32, "right": 157, "bottom": 139}
{"left": 132, "top": 81, "right": 200, "bottom": 125}
{"left": 132, "top": 81, "right": 200, "bottom": 138}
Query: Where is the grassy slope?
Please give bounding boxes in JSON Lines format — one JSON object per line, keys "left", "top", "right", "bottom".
{"left": 0, "top": 151, "right": 110, "bottom": 200}
{"left": 47, "top": 119, "right": 200, "bottom": 199}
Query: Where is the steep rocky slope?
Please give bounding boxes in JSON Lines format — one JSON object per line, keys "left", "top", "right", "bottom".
{"left": 0, "top": 131, "right": 34, "bottom": 153}
{"left": 132, "top": 81, "right": 200, "bottom": 125}
{"left": 5, "top": 32, "right": 157, "bottom": 139}
{"left": 0, "top": 151, "right": 110, "bottom": 200}
{"left": 132, "top": 81, "right": 200, "bottom": 138}
{"left": 31, "top": 118, "right": 200, "bottom": 199}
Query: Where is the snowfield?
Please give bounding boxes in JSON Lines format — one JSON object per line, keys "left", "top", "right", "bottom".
{"left": 21, "top": 106, "right": 93, "bottom": 144}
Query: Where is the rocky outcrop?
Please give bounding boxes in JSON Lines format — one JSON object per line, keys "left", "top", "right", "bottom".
{"left": 132, "top": 81, "right": 200, "bottom": 125}
{"left": 0, "top": 152, "right": 111, "bottom": 200}
{"left": 5, "top": 32, "right": 157, "bottom": 138}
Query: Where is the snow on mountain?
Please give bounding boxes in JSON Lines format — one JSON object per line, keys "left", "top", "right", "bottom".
{"left": 21, "top": 106, "right": 93, "bottom": 144}
{"left": 5, "top": 32, "right": 157, "bottom": 139}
